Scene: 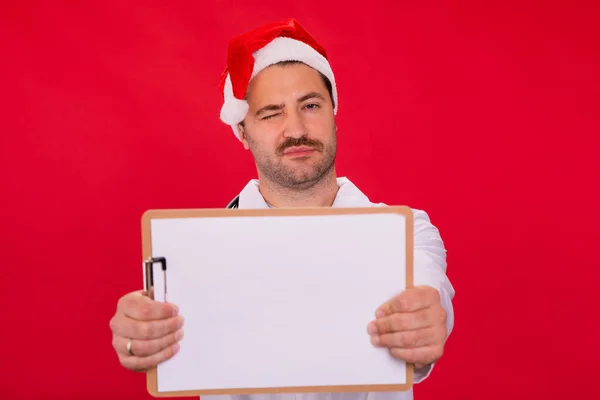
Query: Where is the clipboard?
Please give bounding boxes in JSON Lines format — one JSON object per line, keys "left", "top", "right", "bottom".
{"left": 141, "top": 206, "right": 414, "bottom": 397}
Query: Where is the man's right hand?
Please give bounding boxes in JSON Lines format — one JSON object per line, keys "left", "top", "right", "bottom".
{"left": 109, "top": 290, "right": 184, "bottom": 372}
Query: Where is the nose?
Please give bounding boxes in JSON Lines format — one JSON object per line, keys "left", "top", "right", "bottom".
{"left": 282, "top": 108, "right": 307, "bottom": 138}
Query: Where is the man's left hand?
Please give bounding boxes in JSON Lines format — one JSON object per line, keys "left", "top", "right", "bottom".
{"left": 367, "top": 285, "right": 447, "bottom": 368}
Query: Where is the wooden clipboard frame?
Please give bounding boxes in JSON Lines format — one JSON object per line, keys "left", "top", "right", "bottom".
{"left": 141, "top": 206, "right": 414, "bottom": 397}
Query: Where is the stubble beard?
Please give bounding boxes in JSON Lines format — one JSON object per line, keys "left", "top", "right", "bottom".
{"left": 251, "top": 134, "right": 337, "bottom": 191}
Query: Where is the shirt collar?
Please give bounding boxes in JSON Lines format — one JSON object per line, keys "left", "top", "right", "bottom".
{"left": 237, "top": 177, "right": 374, "bottom": 209}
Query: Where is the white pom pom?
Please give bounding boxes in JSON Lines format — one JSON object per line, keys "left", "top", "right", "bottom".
{"left": 220, "top": 97, "right": 249, "bottom": 125}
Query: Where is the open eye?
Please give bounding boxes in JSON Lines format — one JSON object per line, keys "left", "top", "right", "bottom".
{"left": 304, "top": 103, "right": 320, "bottom": 110}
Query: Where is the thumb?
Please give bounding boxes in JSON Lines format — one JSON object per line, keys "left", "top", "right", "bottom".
{"left": 119, "top": 290, "right": 179, "bottom": 320}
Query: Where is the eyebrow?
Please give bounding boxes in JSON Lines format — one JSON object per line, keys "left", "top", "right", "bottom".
{"left": 254, "top": 92, "right": 326, "bottom": 118}
{"left": 297, "top": 91, "right": 325, "bottom": 103}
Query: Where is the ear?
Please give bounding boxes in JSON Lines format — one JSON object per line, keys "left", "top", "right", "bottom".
{"left": 238, "top": 124, "right": 250, "bottom": 150}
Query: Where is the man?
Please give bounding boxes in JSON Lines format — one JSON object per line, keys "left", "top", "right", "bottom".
{"left": 109, "top": 18, "right": 455, "bottom": 400}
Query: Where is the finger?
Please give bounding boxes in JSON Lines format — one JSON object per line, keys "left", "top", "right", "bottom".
{"left": 377, "top": 286, "right": 439, "bottom": 315}
{"left": 119, "top": 341, "right": 181, "bottom": 372}
{"left": 368, "top": 308, "right": 432, "bottom": 335}
{"left": 113, "top": 329, "right": 184, "bottom": 358}
{"left": 371, "top": 326, "right": 440, "bottom": 349}
{"left": 117, "top": 291, "right": 179, "bottom": 321}
{"left": 389, "top": 345, "right": 444, "bottom": 365}
{"left": 110, "top": 312, "right": 184, "bottom": 340}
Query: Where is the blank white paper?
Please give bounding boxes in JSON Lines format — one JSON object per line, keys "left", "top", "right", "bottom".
{"left": 150, "top": 212, "right": 408, "bottom": 393}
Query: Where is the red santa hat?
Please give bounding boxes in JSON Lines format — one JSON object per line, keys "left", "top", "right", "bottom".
{"left": 218, "top": 18, "right": 338, "bottom": 140}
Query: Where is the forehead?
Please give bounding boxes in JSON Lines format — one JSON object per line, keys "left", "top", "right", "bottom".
{"left": 246, "top": 62, "right": 326, "bottom": 102}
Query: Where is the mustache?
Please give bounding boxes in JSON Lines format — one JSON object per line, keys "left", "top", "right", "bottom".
{"left": 277, "top": 137, "right": 324, "bottom": 155}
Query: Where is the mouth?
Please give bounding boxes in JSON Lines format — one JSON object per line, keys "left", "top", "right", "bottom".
{"left": 283, "top": 146, "right": 317, "bottom": 157}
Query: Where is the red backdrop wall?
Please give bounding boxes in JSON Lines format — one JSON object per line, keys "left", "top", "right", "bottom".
{"left": 1, "top": 1, "right": 599, "bottom": 399}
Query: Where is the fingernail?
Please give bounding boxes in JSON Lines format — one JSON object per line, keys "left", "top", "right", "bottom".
{"left": 375, "top": 310, "right": 385, "bottom": 318}
{"left": 175, "top": 329, "right": 184, "bottom": 341}
{"left": 370, "top": 335, "right": 380, "bottom": 346}
{"left": 178, "top": 316, "right": 184, "bottom": 329}
{"left": 172, "top": 305, "right": 179, "bottom": 316}
{"left": 173, "top": 343, "right": 180, "bottom": 353}
{"left": 367, "top": 322, "right": 378, "bottom": 335}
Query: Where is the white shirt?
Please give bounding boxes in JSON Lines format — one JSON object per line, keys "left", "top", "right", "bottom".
{"left": 203, "top": 177, "right": 455, "bottom": 400}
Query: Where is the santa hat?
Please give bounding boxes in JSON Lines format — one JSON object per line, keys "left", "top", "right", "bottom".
{"left": 218, "top": 18, "right": 338, "bottom": 140}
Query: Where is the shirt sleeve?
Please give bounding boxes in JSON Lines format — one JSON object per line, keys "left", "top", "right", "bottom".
{"left": 410, "top": 208, "right": 456, "bottom": 383}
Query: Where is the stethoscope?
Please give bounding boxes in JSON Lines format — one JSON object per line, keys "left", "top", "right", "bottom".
{"left": 226, "top": 195, "right": 240, "bottom": 209}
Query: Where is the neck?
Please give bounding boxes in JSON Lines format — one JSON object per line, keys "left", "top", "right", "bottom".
{"left": 258, "top": 170, "right": 339, "bottom": 208}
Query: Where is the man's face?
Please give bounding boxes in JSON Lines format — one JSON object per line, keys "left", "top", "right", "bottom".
{"left": 239, "top": 62, "right": 337, "bottom": 189}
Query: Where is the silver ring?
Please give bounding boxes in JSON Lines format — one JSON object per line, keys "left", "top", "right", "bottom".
{"left": 126, "top": 339, "right": 135, "bottom": 356}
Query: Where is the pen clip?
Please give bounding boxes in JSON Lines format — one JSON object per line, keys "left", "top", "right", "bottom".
{"left": 143, "top": 256, "right": 167, "bottom": 300}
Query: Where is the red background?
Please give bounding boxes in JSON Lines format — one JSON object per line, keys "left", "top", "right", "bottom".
{"left": 1, "top": 1, "right": 599, "bottom": 399}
